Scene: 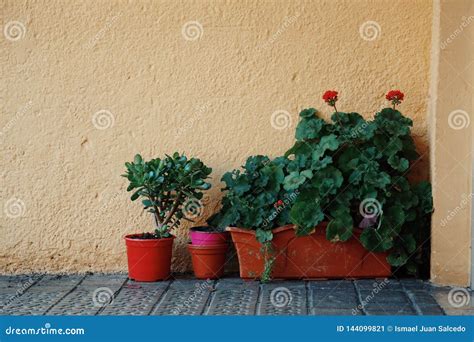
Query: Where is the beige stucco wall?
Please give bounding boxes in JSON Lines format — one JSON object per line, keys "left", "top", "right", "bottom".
{"left": 429, "top": 0, "right": 473, "bottom": 286}
{"left": 1, "top": 0, "right": 434, "bottom": 274}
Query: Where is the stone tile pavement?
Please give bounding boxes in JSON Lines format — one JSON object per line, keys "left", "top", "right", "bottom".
{"left": 0, "top": 274, "right": 472, "bottom": 316}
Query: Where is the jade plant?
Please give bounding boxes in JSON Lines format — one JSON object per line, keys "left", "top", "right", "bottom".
{"left": 123, "top": 152, "right": 212, "bottom": 238}
{"left": 211, "top": 90, "right": 433, "bottom": 278}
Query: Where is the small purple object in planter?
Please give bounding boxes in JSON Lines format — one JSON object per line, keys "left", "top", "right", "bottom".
{"left": 189, "top": 226, "right": 229, "bottom": 246}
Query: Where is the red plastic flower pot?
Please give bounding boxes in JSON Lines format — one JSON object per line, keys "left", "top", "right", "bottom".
{"left": 188, "top": 243, "right": 228, "bottom": 279}
{"left": 124, "top": 234, "right": 174, "bottom": 282}
{"left": 227, "top": 223, "right": 391, "bottom": 279}
{"left": 189, "top": 226, "right": 229, "bottom": 246}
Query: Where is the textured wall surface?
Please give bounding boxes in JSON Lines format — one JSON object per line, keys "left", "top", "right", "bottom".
{"left": 1, "top": 0, "right": 433, "bottom": 274}
{"left": 430, "top": 0, "right": 473, "bottom": 286}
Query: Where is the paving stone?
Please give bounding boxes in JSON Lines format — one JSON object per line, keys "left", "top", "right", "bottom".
{"left": 311, "top": 288, "right": 359, "bottom": 310}
{"left": 309, "top": 280, "right": 356, "bottom": 290}
{"left": 2, "top": 275, "right": 84, "bottom": 315}
{"left": 257, "top": 281, "right": 307, "bottom": 315}
{"left": 206, "top": 279, "right": 259, "bottom": 315}
{"left": 432, "top": 290, "right": 474, "bottom": 316}
{"left": 100, "top": 281, "right": 169, "bottom": 316}
{"left": 355, "top": 279, "right": 400, "bottom": 291}
{"left": 313, "top": 308, "right": 362, "bottom": 315}
{"left": 358, "top": 290, "right": 410, "bottom": 304}
{"left": 406, "top": 290, "right": 439, "bottom": 306}
{"left": 48, "top": 274, "right": 127, "bottom": 316}
{"left": 0, "top": 275, "right": 41, "bottom": 291}
{"left": 151, "top": 279, "right": 213, "bottom": 315}
{"left": 0, "top": 276, "right": 42, "bottom": 313}
{"left": 365, "top": 308, "right": 418, "bottom": 315}
{"left": 417, "top": 306, "right": 445, "bottom": 315}
{"left": 0, "top": 275, "right": 454, "bottom": 316}
{"left": 400, "top": 279, "right": 433, "bottom": 290}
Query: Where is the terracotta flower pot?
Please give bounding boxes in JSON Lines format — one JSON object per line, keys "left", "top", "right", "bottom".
{"left": 188, "top": 243, "right": 228, "bottom": 279}
{"left": 124, "top": 234, "right": 174, "bottom": 282}
{"left": 189, "top": 226, "right": 229, "bottom": 246}
{"left": 227, "top": 223, "right": 391, "bottom": 279}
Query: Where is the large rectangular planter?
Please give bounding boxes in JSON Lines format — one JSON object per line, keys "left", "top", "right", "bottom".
{"left": 227, "top": 224, "right": 391, "bottom": 279}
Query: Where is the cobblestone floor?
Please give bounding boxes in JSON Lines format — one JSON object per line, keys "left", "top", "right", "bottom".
{"left": 0, "top": 274, "right": 472, "bottom": 316}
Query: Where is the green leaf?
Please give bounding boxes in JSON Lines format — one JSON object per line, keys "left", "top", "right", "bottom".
{"left": 359, "top": 228, "right": 393, "bottom": 252}
{"left": 311, "top": 156, "right": 333, "bottom": 170}
{"left": 295, "top": 117, "right": 324, "bottom": 140}
{"left": 134, "top": 154, "right": 143, "bottom": 164}
{"left": 312, "top": 134, "right": 340, "bottom": 159}
{"left": 385, "top": 204, "right": 406, "bottom": 229}
{"left": 299, "top": 108, "right": 317, "bottom": 118}
{"left": 401, "top": 234, "right": 416, "bottom": 253}
{"left": 131, "top": 190, "right": 140, "bottom": 201}
{"left": 256, "top": 228, "right": 273, "bottom": 243}
{"left": 142, "top": 199, "right": 153, "bottom": 207}
{"left": 388, "top": 155, "right": 409, "bottom": 172}
{"left": 326, "top": 216, "right": 353, "bottom": 242}
{"left": 283, "top": 171, "right": 306, "bottom": 190}
{"left": 311, "top": 166, "right": 343, "bottom": 195}
{"left": 387, "top": 248, "right": 408, "bottom": 267}
{"left": 290, "top": 200, "right": 324, "bottom": 232}
{"left": 300, "top": 169, "right": 313, "bottom": 179}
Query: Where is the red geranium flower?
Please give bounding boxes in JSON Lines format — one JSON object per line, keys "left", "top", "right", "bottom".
{"left": 323, "top": 90, "right": 337, "bottom": 112}
{"left": 274, "top": 200, "right": 284, "bottom": 208}
{"left": 322, "top": 90, "right": 338, "bottom": 103}
{"left": 322, "top": 90, "right": 339, "bottom": 111}
{"left": 386, "top": 90, "right": 404, "bottom": 108}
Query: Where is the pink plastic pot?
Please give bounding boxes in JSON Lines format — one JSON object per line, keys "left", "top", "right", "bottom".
{"left": 189, "top": 226, "right": 229, "bottom": 246}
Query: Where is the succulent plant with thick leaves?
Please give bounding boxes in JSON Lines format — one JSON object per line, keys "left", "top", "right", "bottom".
{"left": 123, "top": 152, "right": 212, "bottom": 238}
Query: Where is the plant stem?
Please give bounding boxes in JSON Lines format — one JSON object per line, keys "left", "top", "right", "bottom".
{"left": 162, "top": 191, "right": 182, "bottom": 226}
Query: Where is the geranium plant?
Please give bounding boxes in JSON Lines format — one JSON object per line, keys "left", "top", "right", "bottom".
{"left": 123, "top": 152, "right": 212, "bottom": 238}
{"left": 211, "top": 90, "right": 433, "bottom": 278}
{"left": 208, "top": 156, "right": 295, "bottom": 280}
{"left": 286, "top": 90, "right": 432, "bottom": 273}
